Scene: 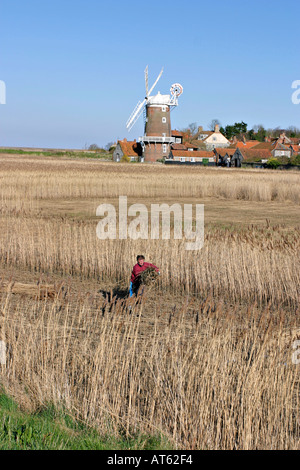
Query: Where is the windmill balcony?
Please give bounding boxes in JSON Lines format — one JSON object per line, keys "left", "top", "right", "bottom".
{"left": 138, "top": 136, "right": 175, "bottom": 144}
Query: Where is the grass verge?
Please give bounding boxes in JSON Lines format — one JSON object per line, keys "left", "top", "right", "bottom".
{"left": 0, "top": 148, "right": 111, "bottom": 160}
{"left": 0, "top": 392, "right": 172, "bottom": 450}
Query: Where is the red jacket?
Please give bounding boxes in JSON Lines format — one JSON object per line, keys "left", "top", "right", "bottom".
{"left": 131, "top": 262, "right": 159, "bottom": 284}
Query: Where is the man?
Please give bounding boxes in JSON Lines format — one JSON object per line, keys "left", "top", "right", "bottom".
{"left": 129, "top": 255, "right": 160, "bottom": 297}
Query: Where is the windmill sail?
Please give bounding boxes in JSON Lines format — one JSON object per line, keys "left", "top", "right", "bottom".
{"left": 147, "top": 67, "right": 163, "bottom": 97}
{"left": 145, "top": 66, "right": 149, "bottom": 97}
{"left": 126, "top": 99, "right": 146, "bottom": 131}
{"left": 125, "top": 66, "right": 164, "bottom": 132}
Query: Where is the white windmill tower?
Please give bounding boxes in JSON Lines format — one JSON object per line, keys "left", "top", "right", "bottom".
{"left": 126, "top": 66, "right": 183, "bottom": 162}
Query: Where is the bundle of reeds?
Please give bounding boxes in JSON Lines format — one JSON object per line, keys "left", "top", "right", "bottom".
{"left": 0, "top": 280, "right": 57, "bottom": 300}
{"left": 138, "top": 267, "right": 159, "bottom": 286}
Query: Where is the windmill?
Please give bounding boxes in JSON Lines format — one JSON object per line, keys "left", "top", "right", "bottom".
{"left": 126, "top": 66, "right": 164, "bottom": 132}
{"left": 126, "top": 66, "right": 183, "bottom": 162}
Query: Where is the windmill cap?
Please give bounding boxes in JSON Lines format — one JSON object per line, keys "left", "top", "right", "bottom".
{"left": 147, "top": 93, "right": 171, "bottom": 106}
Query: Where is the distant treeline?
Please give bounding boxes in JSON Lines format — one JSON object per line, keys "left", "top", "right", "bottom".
{"left": 181, "top": 121, "right": 300, "bottom": 142}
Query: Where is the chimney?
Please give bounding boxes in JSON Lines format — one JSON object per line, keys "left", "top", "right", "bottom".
{"left": 215, "top": 124, "right": 220, "bottom": 133}
{"left": 198, "top": 126, "right": 203, "bottom": 133}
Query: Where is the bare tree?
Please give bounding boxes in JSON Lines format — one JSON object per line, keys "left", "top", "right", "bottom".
{"left": 208, "top": 119, "right": 221, "bottom": 131}
{"left": 88, "top": 144, "right": 101, "bottom": 151}
{"left": 105, "top": 142, "right": 115, "bottom": 151}
{"left": 180, "top": 122, "right": 198, "bottom": 138}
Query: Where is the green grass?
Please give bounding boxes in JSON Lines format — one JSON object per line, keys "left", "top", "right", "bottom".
{"left": 0, "top": 392, "right": 172, "bottom": 450}
{"left": 0, "top": 148, "right": 112, "bottom": 160}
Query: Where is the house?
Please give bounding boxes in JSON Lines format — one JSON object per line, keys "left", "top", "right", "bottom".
{"left": 273, "top": 142, "right": 292, "bottom": 158}
{"left": 290, "top": 144, "right": 300, "bottom": 155}
{"left": 270, "top": 132, "right": 300, "bottom": 147}
{"left": 231, "top": 148, "right": 273, "bottom": 167}
{"left": 171, "top": 130, "right": 185, "bottom": 144}
{"left": 184, "top": 142, "right": 199, "bottom": 152}
{"left": 214, "top": 148, "right": 237, "bottom": 166}
{"left": 171, "top": 142, "right": 188, "bottom": 151}
{"left": 272, "top": 132, "right": 293, "bottom": 146}
{"left": 233, "top": 139, "right": 261, "bottom": 149}
{"left": 113, "top": 139, "right": 142, "bottom": 162}
{"left": 192, "top": 124, "right": 230, "bottom": 150}
{"left": 167, "top": 149, "right": 216, "bottom": 165}
{"left": 252, "top": 141, "right": 292, "bottom": 159}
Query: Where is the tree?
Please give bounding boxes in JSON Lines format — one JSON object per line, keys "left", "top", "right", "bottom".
{"left": 247, "top": 129, "right": 255, "bottom": 140}
{"left": 208, "top": 119, "right": 221, "bottom": 131}
{"left": 223, "top": 125, "right": 235, "bottom": 140}
{"left": 88, "top": 144, "right": 101, "bottom": 151}
{"left": 286, "top": 126, "right": 300, "bottom": 138}
{"left": 291, "top": 154, "right": 300, "bottom": 166}
{"left": 187, "top": 122, "right": 198, "bottom": 136}
{"left": 271, "top": 127, "right": 282, "bottom": 138}
{"left": 105, "top": 141, "right": 115, "bottom": 152}
{"left": 266, "top": 158, "right": 280, "bottom": 169}
{"left": 221, "top": 121, "right": 248, "bottom": 140}
{"left": 252, "top": 124, "right": 266, "bottom": 142}
{"left": 233, "top": 121, "right": 248, "bottom": 136}
{"left": 180, "top": 122, "right": 198, "bottom": 139}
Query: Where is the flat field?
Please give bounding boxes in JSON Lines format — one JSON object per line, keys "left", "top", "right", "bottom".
{"left": 0, "top": 154, "right": 299, "bottom": 449}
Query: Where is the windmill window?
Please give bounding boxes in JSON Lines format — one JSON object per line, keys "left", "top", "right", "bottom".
{"left": 162, "top": 117, "right": 167, "bottom": 123}
{"left": 162, "top": 106, "right": 166, "bottom": 112}
{"left": 163, "top": 144, "right": 167, "bottom": 153}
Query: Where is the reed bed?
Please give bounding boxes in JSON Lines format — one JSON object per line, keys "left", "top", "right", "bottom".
{"left": 0, "top": 290, "right": 299, "bottom": 450}
{"left": 0, "top": 215, "right": 299, "bottom": 309}
{"left": 0, "top": 155, "right": 299, "bottom": 449}
{"left": 0, "top": 158, "right": 300, "bottom": 205}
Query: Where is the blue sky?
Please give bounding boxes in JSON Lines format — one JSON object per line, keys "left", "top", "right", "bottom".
{"left": 0, "top": 0, "right": 299, "bottom": 149}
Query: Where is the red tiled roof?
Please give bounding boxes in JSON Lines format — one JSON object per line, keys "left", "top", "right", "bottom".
{"left": 274, "top": 142, "right": 290, "bottom": 150}
{"left": 250, "top": 142, "right": 274, "bottom": 150}
{"left": 171, "top": 150, "right": 215, "bottom": 158}
{"left": 188, "top": 140, "right": 207, "bottom": 148}
{"left": 199, "top": 131, "right": 213, "bottom": 135}
{"left": 118, "top": 139, "right": 142, "bottom": 157}
{"left": 171, "top": 130, "right": 184, "bottom": 136}
{"left": 185, "top": 142, "right": 200, "bottom": 149}
{"left": 237, "top": 148, "right": 272, "bottom": 161}
{"left": 214, "top": 148, "right": 236, "bottom": 156}
{"left": 234, "top": 140, "right": 261, "bottom": 149}
{"left": 171, "top": 143, "right": 188, "bottom": 150}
